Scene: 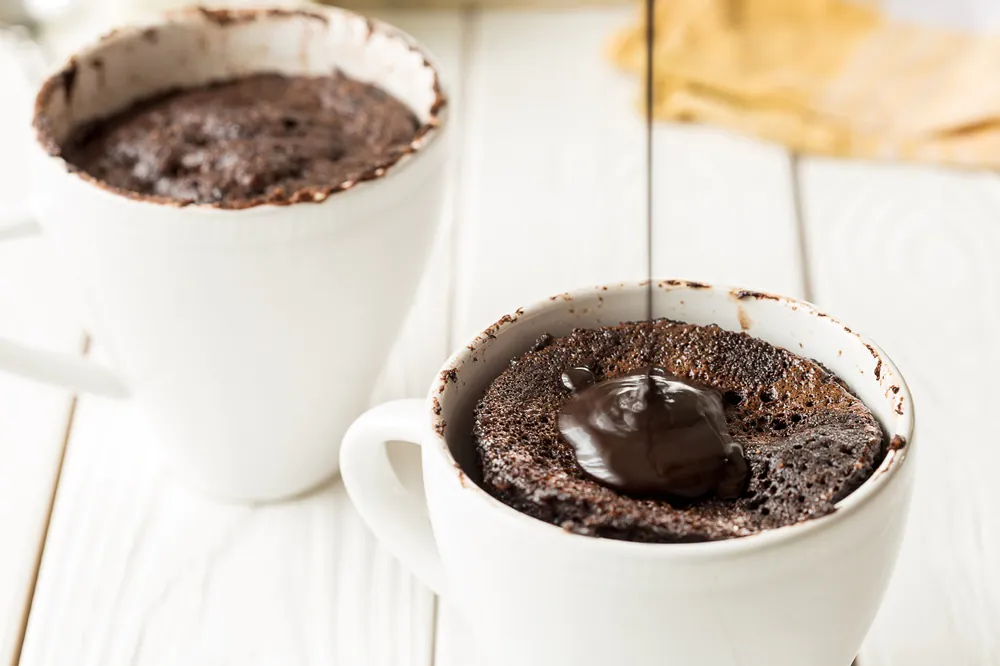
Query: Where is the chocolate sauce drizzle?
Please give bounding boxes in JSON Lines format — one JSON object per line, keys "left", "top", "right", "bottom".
{"left": 558, "top": 367, "right": 750, "bottom": 501}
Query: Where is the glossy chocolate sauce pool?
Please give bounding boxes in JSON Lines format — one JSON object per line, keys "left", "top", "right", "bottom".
{"left": 558, "top": 367, "right": 750, "bottom": 501}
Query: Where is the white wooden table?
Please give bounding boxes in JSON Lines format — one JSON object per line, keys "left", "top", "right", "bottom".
{"left": 2, "top": 6, "right": 999, "bottom": 665}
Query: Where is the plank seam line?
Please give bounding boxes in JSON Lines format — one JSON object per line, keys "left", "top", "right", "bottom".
{"left": 432, "top": 5, "right": 478, "bottom": 665}
{"left": 429, "top": 592, "right": 440, "bottom": 666}
{"left": 790, "top": 153, "right": 815, "bottom": 303}
{"left": 441, "top": 3, "right": 478, "bottom": 364}
{"left": 9, "top": 334, "right": 90, "bottom": 666}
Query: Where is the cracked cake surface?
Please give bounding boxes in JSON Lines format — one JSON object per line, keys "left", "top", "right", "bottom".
{"left": 61, "top": 72, "right": 420, "bottom": 207}
{"left": 473, "top": 319, "right": 886, "bottom": 543}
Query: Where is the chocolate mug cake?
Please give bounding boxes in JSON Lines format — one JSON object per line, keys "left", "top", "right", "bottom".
{"left": 60, "top": 71, "right": 420, "bottom": 208}
{"left": 339, "top": 281, "right": 914, "bottom": 666}
{"left": 27, "top": 6, "right": 450, "bottom": 500}
{"left": 474, "top": 319, "right": 885, "bottom": 543}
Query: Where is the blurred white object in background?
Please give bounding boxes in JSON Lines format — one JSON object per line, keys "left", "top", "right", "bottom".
{"left": 880, "top": 0, "right": 1000, "bottom": 31}
{"left": 852, "top": 0, "right": 1000, "bottom": 31}
{"left": 1, "top": 0, "right": 73, "bottom": 23}
{"left": 100, "top": 0, "right": 302, "bottom": 23}
{"left": 22, "top": 0, "right": 73, "bottom": 21}
{"left": 0, "top": 0, "right": 31, "bottom": 23}
{"left": 0, "top": 26, "right": 47, "bottom": 223}
{"left": 101, "top": 0, "right": 1000, "bottom": 31}
{"left": 100, "top": 0, "right": 206, "bottom": 21}
{"left": 25, "top": 0, "right": 1000, "bottom": 32}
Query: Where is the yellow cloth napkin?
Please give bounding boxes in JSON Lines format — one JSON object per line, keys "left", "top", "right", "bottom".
{"left": 609, "top": 0, "right": 1000, "bottom": 168}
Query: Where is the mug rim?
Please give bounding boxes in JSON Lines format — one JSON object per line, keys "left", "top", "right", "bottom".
{"left": 31, "top": 5, "right": 449, "bottom": 213}
{"left": 426, "top": 280, "right": 915, "bottom": 560}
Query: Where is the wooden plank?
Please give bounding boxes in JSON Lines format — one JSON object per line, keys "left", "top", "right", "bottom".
{"left": 436, "top": 7, "right": 648, "bottom": 663}
{"left": 20, "top": 389, "right": 437, "bottom": 666}
{"left": 799, "top": 158, "right": 1000, "bottom": 666}
{"left": 449, "top": 6, "right": 648, "bottom": 344}
{"left": 0, "top": 244, "right": 83, "bottom": 666}
{"left": 19, "top": 11, "right": 464, "bottom": 666}
{"left": 651, "top": 125, "right": 803, "bottom": 297}
{"left": 0, "top": 31, "right": 85, "bottom": 666}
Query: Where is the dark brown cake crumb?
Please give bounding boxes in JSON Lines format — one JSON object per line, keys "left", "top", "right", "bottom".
{"left": 473, "top": 319, "right": 886, "bottom": 543}
{"left": 61, "top": 71, "right": 420, "bottom": 207}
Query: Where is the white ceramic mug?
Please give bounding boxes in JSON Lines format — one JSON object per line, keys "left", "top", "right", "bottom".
{"left": 341, "top": 281, "right": 916, "bottom": 666}
{"left": 0, "top": 6, "right": 449, "bottom": 501}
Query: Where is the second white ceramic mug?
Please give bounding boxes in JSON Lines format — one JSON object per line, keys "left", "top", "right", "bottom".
{"left": 341, "top": 281, "right": 916, "bottom": 666}
{"left": 0, "top": 6, "right": 449, "bottom": 501}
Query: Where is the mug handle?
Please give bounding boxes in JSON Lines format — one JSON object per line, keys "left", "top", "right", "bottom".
{"left": 0, "top": 219, "right": 129, "bottom": 398}
{"left": 340, "top": 398, "right": 447, "bottom": 596}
